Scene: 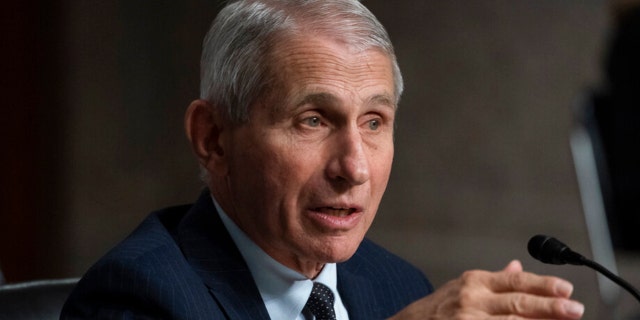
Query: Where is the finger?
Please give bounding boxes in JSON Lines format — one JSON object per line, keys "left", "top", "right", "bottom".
{"left": 488, "top": 270, "right": 575, "bottom": 298}
{"left": 487, "top": 293, "right": 584, "bottom": 319}
{"left": 501, "top": 260, "right": 523, "bottom": 273}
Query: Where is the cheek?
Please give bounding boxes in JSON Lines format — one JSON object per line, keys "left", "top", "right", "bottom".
{"left": 227, "top": 142, "right": 278, "bottom": 204}
{"left": 233, "top": 141, "right": 314, "bottom": 201}
{"left": 370, "top": 146, "right": 394, "bottom": 188}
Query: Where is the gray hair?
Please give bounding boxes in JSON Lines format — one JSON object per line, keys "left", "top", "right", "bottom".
{"left": 199, "top": 0, "right": 403, "bottom": 123}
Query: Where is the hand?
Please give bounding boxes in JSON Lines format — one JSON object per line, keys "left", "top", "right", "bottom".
{"left": 389, "top": 260, "right": 585, "bottom": 319}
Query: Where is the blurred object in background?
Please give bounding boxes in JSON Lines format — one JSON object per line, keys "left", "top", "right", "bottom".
{"left": 0, "top": 1, "right": 66, "bottom": 283}
{"left": 576, "top": 1, "right": 640, "bottom": 254}
{"left": 598, "top": 3, "right": 640, "bottom": 253}
{"left": 572, "top": 2, "right": 640, "bottom": 319}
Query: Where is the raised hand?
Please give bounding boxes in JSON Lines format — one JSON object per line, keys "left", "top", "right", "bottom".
{"left": 390, "top": 260, "right": 585, "bottom": 319}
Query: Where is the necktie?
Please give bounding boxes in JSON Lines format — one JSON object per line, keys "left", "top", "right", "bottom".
{"left": 305, "top": 282, "right": 337, "bottom": 320}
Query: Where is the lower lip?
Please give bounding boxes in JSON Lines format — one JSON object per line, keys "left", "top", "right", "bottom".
{"left": 306, "top": 209, "right": 363, "bottom": 231}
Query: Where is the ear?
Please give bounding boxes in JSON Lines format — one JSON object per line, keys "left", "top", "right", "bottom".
{"left": 185, "top": 99, "right": 229, "bottom": 175}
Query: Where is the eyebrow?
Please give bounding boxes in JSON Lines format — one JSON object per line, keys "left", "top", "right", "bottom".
{"left": 295, "top": 92, "right": 338, "bottom": 109}
{"left": 368, "top": 94, "right": 397, "bottom": 110}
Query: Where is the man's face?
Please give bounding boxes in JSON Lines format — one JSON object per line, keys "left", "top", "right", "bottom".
{"left": 219, "top": 35, "right": 396, "bottom": 277}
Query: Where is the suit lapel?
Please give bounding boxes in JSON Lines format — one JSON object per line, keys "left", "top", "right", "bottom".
{"left": 337, "top": 257, "right": 381, "bottom": 320}
{"left": 177, "top": 189, "right": 271, "bottom": 320}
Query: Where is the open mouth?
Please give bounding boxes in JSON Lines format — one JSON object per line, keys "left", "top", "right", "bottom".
{"left": 307, "top": 206, "right": 363, "bottom": 230}
{"left": 314, "top": 207, "right": 357, "bottom": 217}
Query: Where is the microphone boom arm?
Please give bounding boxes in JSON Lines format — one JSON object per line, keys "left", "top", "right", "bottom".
{"left": 582, "top": 258, "right": 640, "bottom": 303}
{"left": 528, "top": 234, "right": 640, "bottom": 304}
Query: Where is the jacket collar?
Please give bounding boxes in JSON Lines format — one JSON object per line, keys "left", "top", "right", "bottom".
{"left": 176, "top": 189, "right": 271, "bottom": 320}
{"left": 337, "top": 251, "right": 382, "bottom": 320}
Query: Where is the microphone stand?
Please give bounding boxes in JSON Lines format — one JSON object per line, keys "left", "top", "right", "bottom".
{"left": 528, "top": 235, "right": 640, "bottom": 305}
{"left": 578, "top": 255, "right": 640, "bottom": 304}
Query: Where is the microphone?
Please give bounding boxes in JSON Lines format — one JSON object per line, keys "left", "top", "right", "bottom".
{"left": 528, "top": 235, "right": 640, "bottom": 304}
{"left": 527, "top": 234, "right": 587, "bottom": 265}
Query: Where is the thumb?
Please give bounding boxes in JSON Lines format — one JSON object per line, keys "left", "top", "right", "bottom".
{"left": 502, "top": 259, "right": 523, "bottom": 273}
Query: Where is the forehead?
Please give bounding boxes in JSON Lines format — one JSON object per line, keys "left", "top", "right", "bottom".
{"left": 267, "top": 35, "right": 396, "bottom": 105}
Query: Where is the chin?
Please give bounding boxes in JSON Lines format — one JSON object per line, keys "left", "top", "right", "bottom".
{"left": 313, "top": 237, "right": 362, "bottom": 263}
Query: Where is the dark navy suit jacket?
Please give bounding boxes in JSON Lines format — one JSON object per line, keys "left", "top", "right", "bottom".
{"left": 61, "top": 190, "right": 433, "bottom": 319}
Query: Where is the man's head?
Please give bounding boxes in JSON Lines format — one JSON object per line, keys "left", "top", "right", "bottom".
{"left": 186, "top": 0, "right": 400, "bottom": 278}
{"left": 199, "top": 0, "right": 403, "bottom": 122}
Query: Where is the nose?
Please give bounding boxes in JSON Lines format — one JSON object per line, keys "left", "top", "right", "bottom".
{"left": 325, "top": 126, "right": 370, "bottom": 186}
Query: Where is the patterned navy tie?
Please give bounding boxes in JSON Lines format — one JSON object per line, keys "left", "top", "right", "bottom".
{"left": 305, "top": 282, "right": 337, "bottom": 320}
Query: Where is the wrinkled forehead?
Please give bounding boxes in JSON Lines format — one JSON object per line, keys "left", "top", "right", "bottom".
{"left": 263, "top": 34, "right": 396, "bottom": 109}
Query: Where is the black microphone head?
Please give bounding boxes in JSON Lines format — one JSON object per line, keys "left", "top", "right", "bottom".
{"left": 528, "top": 235, "right": 585, "bottom": 265}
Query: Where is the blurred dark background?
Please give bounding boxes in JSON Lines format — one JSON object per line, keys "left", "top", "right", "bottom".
{"left": 1, "top": 1, "right": 638, "bottom": 319}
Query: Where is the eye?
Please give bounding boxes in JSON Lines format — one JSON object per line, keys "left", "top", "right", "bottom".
{"left": 303, "top": 116, "right": 322, "bottom": 127}
{"left": 368, "top": 119, "right": 380, "bottom": 131}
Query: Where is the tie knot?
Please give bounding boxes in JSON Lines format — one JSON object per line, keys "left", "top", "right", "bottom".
{"left": 305, "top": 282, "right": 336, "bottom": 320}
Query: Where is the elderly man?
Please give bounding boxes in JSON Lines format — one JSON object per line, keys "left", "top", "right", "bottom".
{"left": 62, "top": 0, "right": 585, "bottom": 319}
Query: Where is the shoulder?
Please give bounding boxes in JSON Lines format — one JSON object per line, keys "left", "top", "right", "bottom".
{"left": 342, "top": 237, "right": 433, "bottom": 296}
{"left": 336, "top": 238, "right": 433, "bottom": 318}
{"left": 353, "top": 239, "right": 430, "bottom": 278}
{"left": 106, "top": 204, "right": 190, "bottom": 258}
{"left": 90, "top": 204, "right": 191, "bottom": 273}
{"left": 61, "top": 205, "right": 223, "bottom": 319}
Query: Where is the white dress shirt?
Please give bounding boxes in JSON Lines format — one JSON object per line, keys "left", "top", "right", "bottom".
{"left": 213, "top": 197, "right": 350, "bottom": 320}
